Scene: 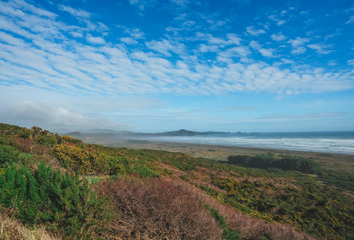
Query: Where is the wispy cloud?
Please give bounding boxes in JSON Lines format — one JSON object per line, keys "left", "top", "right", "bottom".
{"left": 291, "top": 47, "right": 306, "bottom": 54}
{"left": 246, "top": 26, "right": 266, "bottom": 36}
{"left": 117, "top": 26, "right": 145, "bottom": 39}
{"left": 346, "top": 16, "right": 354, "bottom": 24}
{"left": 195, "top": 32, "right": 241, "bottom": 46}
{"left": 249, "top": 41, "right": 275, "bottom": 57}
{"left": 271, "top": 33, "right": 286, "bottom": 41}
{"left": 0, "top": 102, "right": 131, "bottom": 131}
{"left": 288, "top": 37, "right": 310, "bottom": 48}
{"left": 307, "top": 43, "right": 334, "bottom": 54}
{"left": 86, "top": 34, "right": 106, "bottom": 44}
{"left": 120, "top": 37, "right": 138, "bottom": 44}
{"left": 145, "top": 39, "right": 186, "bottom": 56}
{"left": 128, "top": 0, "right": 156, "bottom": 12}
{"left": 58, "top": 5, "right": 91, "bottom": 19}
{"left": 0, "top": 0, "right": 353, "bottom": 102}
{"left": 268, "top": 15, "right": 286, "bottom": 26}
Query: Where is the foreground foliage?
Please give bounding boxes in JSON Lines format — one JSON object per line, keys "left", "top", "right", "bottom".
{"left": 0, "top": 123, "right": 353, "bottom": 239}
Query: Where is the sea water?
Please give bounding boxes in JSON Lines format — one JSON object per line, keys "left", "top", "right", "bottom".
{"left": 141, "top": 132, "right": 354, "bottom": 155}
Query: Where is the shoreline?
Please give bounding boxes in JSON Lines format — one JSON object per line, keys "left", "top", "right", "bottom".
{"left": 71, "top": 135, "right": 354, "bottom": 174}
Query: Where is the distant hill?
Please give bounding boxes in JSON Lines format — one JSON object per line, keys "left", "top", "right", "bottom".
{"left": 143, "top": 129, "right": 232, "bottom": 136}
{"left": 63, "top": 129, "right": 243, "bottom": 136}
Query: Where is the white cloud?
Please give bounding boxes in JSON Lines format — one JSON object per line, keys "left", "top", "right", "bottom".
{"left": 288, "top": 37, "right": 310, "bottom": 47}
{"left": 268, "top": 15, "right": 286, "bottom": 26}
{"left": 58, "top": 5, "right": 91, "bottom": 18}
{"left": 86, "top": 34, "right": 105, "bottom": 44}
{"left": 217, "top": 46, "right": 251, "bottom": 59}
{"left": 0, "top": 0, "right": 353, "bottom": 105}
{"left": 348, "top": 60, "right": 354, "bottom": 65}
{"left": 246, "top": 26, "right": 266, "bottom": 36}
{"left": 195, "top": 32, "right": 241, "bottom": 46}
{"left": 259, "top": 49, "right": 275, "bottom": 57}
{"left": 346, "top": 16, "right": 354, "bottom": 24}
{"left": 307, "top": 43, "right": 334, "bottom": 54}
{"left": 324, "top": 33, "right": 341, "bottom": 40}
{"left": 250, "top": 41, "right": 275, "bottom": 57}
{"left": 281, "top": 58, "right": 294, "bottom": 64}
{"left": 0, "top": 102, "right": 131, "bottom": 131}
{"left": 291, "top": 47, "right": 306, "bottom": 54}
{"left": 118, "top": 26, "right": 145, "bottom": 39}
{"left": 120, "top": 37, "right": 138, "bottom": 44}
{"left": 145, "top": 39, "right": 186, "bottom": 56}
{"left": 271, "top": 33, "right": 286, "bottom": 41}
{"left": 128, "top": 0, "right": 156, "bottom": 11}
{"left": 198, "top": 44, "right": 219, "bottom": 53}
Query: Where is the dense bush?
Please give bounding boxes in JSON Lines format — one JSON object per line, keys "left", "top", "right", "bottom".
{"left": 51, "top": 144, "right": 161, "bottom": 177}
{"left": 0, "top": 162, "right": 114, "bottom": 239}
{"left": 227, "top": 154, "right": 321, "bottom": 174}
{"left": 0, "top": 145, "right": 20, "bottom": 166}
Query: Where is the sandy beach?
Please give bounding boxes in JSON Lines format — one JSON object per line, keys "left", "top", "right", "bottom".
{"left": 71, "top": 134, "right": 354, "bottom": 174}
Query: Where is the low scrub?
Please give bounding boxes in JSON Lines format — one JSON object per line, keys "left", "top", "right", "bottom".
{"left": 97, "top": 177, "right": 223, "bottom": 239}
{"left": 227, "top": 154, "right": 321, "bottom": 174}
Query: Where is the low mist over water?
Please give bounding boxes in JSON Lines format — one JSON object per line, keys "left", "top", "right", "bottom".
{"left": 137, "top": 132, "right": 354, "bottom": 154}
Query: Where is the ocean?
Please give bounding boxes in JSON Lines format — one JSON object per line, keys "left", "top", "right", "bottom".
{"left": 140, "top": 132, "right": 354, "bottom": 155}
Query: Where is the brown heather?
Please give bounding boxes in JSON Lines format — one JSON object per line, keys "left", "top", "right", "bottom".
{"left": 97, "top": 176, "right": 316, "bottom": 240}
{"left": 97, "top": 177, "right": 223, "bottom": 240}
{"left": 167, "top": 179, "right": 317, "bottom": 240}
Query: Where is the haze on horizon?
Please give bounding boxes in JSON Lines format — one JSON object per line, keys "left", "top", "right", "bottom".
{"left": 0, "top": 0, "right": 354, "bottom": 133}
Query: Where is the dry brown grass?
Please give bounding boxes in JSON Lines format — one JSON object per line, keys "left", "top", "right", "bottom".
{"left": 0, "top": 209, "right": 61, "bottom": 240}
{"left": 97, "top": 176, "right": 316, "bottom": 240}
{"left": 97, "top": 177, "right": 223, "bottom": 240}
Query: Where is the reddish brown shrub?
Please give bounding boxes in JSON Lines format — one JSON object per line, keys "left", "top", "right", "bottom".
{"left": 168, "top": 180, "right": 316, "bottom": 240}
{"left": 16, "top": 137, "right": 50, "bottom": 154}
{"left": 97, "top": 177, "right": 222, "bottom": 240}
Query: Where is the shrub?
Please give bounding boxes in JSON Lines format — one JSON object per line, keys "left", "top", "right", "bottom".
{"left": 97, "top": 177, "right": 222, "bottom": 239}
{"left": 0, "top": 145, "right": 20, "bottom": 166}
{"left": 227, "top": 155, "right": 321, "bottom": 174}
{"left": 0, "top": 162, "right": 114, "bottom": 239}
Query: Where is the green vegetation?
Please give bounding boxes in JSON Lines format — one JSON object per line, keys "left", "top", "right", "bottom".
{"left": 227, "top": 154, "right": 321, "bottom": 174}
{"left": 0, "top": 162, "right": 114, "bottom": 239}
{"left": 210, "top": 177, "right": 354, "bottom": 239}
{"left": 0, "top": 123, "right": 353, "bottom": 240}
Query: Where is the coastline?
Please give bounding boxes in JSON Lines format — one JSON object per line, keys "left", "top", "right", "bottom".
{"left": 73, "top": 135, "right": 354, "bottom": 174}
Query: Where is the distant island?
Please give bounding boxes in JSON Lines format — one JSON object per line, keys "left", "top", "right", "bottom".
{"left": 65, "top": 129, "right": 249, "bottom": 136}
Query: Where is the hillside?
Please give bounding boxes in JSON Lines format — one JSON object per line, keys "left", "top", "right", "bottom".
{"left": 0, "top": 123, "right": 353, "bottom": 240}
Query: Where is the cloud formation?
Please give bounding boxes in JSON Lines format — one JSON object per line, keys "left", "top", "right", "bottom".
{"left": 0, "top": 102, "right": 131, "bottom": 131}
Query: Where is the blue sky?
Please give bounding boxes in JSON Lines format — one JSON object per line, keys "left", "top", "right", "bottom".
{"left": 0, "top": 0, "right": 354, "bottom": 132}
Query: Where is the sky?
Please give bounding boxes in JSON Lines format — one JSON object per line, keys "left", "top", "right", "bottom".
{"left": 0, "top": 0, "right": 354, "bottom": 133}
